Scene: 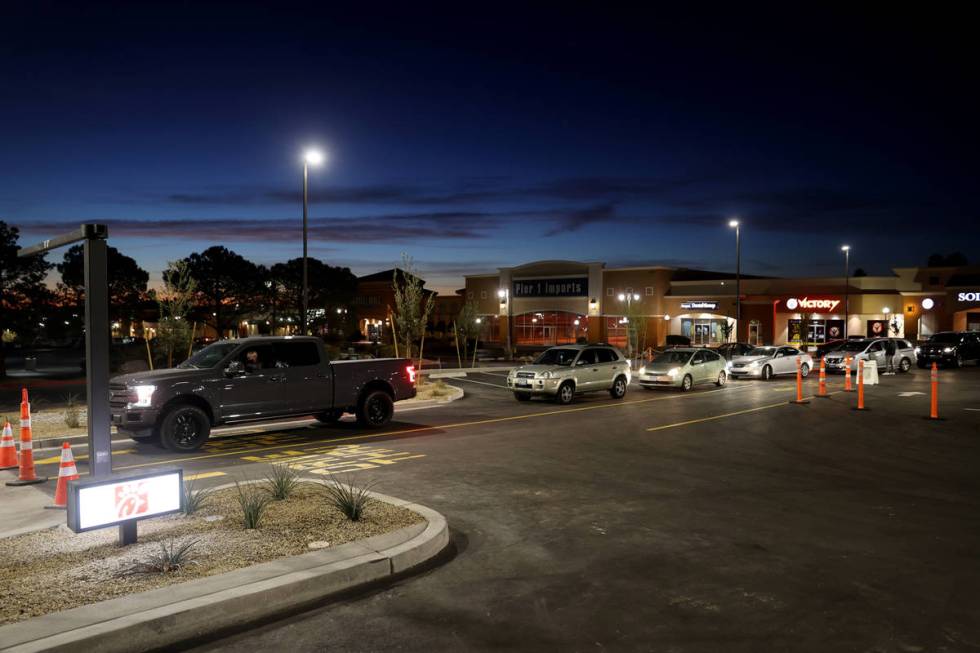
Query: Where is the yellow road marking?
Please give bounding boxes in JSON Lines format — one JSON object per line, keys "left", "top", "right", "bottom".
{"left": 185, "top": 471, "right": 226, "bottom": 481}
{"left": 34, "top": 448, "right": 136, "bottom": 465}
{"left": 113, "top": 386, "right": 739, "bottom": 472}
{"left": 646, "top": 399, "right": 798, "bottom": 432}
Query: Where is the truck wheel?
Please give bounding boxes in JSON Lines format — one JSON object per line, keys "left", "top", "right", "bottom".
{"left": 315, "top": 409, "right": 344, "bottom": 424}
{"left": 159, "top": 404, "right": 211, "bottom": 452}
{"left": 357, "top": 390, "right": 393, "bottom": 428}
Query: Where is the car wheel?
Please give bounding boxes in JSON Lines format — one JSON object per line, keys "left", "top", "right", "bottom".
{"left": 315, "top": 409, "right": 344, "bottom": 424}
{"left": 514, "top": 392, "right": 532, "bottom": 402}
{"left": 762, "top": 365, "right": 773, "bottom": 381}
{"left": 609, "top": 375, "right": 627, "bottom": 399}
{"left": 555, "top": 381, "right": 575, "bottom": 405}
{"left": 715, "top": 370, "right": 727, "bottom": 387}
{"left": 800, "top": 363, "right": 810, "bottom": 378}
{"left": 357, "top": 390, "right": 394, "bottom": 428}
{"left": 159, "top": 404, "right": 211, "bottom": 452}
{"left": 954, "top": 354, "right": 963, "bottom": 369}
{"left": 899, "top": 357, "right": 912, "bottom": 373}
{"left": 681, "top": 374, "right": 693, "bottom": 392}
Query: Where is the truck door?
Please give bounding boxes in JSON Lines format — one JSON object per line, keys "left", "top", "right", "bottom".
{"left": 271, "top": 340, "right": 331, "bottom": 414}
{"left": 220, "top": 344, "right": 282, "bottom": 419}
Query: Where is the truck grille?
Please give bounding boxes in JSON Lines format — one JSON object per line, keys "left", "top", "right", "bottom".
{"left": 109, "top": 383, "right": 130, "bottom": 409}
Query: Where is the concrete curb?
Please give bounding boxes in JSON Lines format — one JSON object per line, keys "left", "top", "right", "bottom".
{"left": 0, "top": 488, "right": 449, "bottom": 653}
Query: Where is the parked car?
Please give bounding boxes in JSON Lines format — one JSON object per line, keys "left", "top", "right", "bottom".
{"left": 506, "top": 344, "right": 631, "bottom": 404}
{"left": 715, "top": 342, "right": 755, "bottom": 361}
{"left": 822, "top": 338, "right": 916, "bottom": 373}
{"left": 915, "top": 332, "right": 980, "bottom": 368}
{"left": 729, "top": 345, "right": 813, "bottom": 380}
{"left": 814, "top": 339, "right": 847, "bottom": 360}
{"left": 109, "top": 336, "right": 417, "bottom": 452}
{"left": 637, "top": 348, "right": 727, "bottom": 391}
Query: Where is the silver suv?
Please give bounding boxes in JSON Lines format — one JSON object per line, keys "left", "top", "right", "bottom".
{"left": 823, "top": 337, "right": 917, "bottom": 373}
{"left": 507, "top": 344, "right": 631, "bottom": 404}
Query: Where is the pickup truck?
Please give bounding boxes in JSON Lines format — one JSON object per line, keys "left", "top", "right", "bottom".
{"left": 109, "top": 336, "right": 417, "bottom": 452}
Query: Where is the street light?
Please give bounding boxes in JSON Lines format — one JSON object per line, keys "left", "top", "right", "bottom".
{"left": 498, "top": 288, "right": 512, "bottom": 358}
{"left": 729, "top": 219, "right": 741, "bottom": 335}
{"left": 618, "top": 292, "right": 641, "bottom": 360}
{"left": 302, "top": 148, "right": 325, "bottom": 335}
{"left": 841, "top": 245, "right": 850, "bottom": 338}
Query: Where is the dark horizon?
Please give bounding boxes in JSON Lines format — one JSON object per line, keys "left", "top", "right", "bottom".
{"left": 2, "top": 4, "right": 977, "bottom": 293}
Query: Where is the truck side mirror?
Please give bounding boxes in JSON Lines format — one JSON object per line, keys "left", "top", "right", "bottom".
{"left": 225, "top": 360, "right": 243, "bottom": 377}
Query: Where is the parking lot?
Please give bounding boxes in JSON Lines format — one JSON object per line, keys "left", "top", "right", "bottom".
{"left": 18, "top": 363, "right": 979, "bottom": 651}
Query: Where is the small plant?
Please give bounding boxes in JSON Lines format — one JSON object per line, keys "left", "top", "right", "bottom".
{"left": 322, "top": 476, "right": 375, "bottom": 522}
{"left": 263, "top": 463, "right": 302, "bottom": 500}
{"left": 236, "top": 481, "right": 272, "bottom": 529}
{"left": 183, "top": 479, "right": 215, "bottom": 515}
{"left": 63, "top": 393, "right": 81, "bottom": 428}
{"left": 121, "top": 538, "right": 198, "bottom": 575}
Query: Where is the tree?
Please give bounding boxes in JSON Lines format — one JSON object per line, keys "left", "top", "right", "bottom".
{"left": 156, "top": 260, "right": 197, "bottom": 367}
{"left": 391, "top": 255, "right": 434, "bottom": 361}
{"left": 852, "top": 268, "right": 867, "bottom": 278}
{"left": 454, "top": 297, "right": 480, "bottom": 365}
{"left": 267, "top": 257, "right": 358, "bottom": 333}
{"left": 1, "top": 221, "right": 54, "bottom": 375}
{"left": 171, "top": 246, "right": 263, "bottom": 337}
{"left": 57, "top": 244, "right": 149, "bottom": 322}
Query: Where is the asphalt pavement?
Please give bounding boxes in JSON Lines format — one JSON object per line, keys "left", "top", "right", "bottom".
{"left": 16, "top": 366, "right": 980, "bottom": 652}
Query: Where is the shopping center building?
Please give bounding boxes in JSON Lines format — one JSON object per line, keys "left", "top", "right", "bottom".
{"left": 463, "top": 260, "right": 980, "bottom": 349}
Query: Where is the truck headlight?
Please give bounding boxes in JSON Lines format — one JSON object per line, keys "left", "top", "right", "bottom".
{"left": 667, "top": 367, "right": 680, "bottom": 377}
{"left": 128, "top": 385, "right": 156, "bottom": 408}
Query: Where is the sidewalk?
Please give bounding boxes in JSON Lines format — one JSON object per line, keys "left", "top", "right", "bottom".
{"left": 0, "top": 471, "right": 62, "bottom": 539}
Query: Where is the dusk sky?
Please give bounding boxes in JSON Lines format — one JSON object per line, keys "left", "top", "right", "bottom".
{"left": 2, "top": 4, "right": 976, "bottom": 294}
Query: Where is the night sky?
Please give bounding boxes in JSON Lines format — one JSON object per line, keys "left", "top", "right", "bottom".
{"left": 2, "top": 4, "right": 977, "bottom": 293}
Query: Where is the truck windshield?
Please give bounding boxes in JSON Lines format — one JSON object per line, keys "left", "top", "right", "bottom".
{"left": 178, "top": 342, "right": 239, "bottom": 369}
{"left": 534, "top": 348, "right": 579, "bottom": 366}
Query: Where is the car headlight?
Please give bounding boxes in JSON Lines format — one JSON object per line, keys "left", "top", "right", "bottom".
{"left": 667, "top": 367, "right": 681, "bottom": 376}
{"left": 128, "top": 384, "right": 156, "bottom": 408}
{"left": 944, "top": 347, "right": 954, "bottom": 353}
{"left": 914, "top": 347, "right": 921, "bottom": 355}
{"left": 748, "top": 360, "right": 760, "bottom": 367}
{"left": 540, "top": 371, "right": 552, "bottom": 379}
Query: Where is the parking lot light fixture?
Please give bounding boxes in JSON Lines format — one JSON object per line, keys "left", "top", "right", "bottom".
{"left": 841, "top": 245, "right": 851, "bottom": 338}
{"left": 301, "top": 148, "right": 326, "bottom": 336}
{"left": 729, "top": 219, "right": 741, "bottom": 332}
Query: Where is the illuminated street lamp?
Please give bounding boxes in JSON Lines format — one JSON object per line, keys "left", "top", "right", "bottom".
{"left": 498, "top": 288, "right": 512, "bottom": 358}
{"left": 841, "top": 245, "right": 851, "bottom": 338}
{"left": 729, "top": 219, "right": 741, "bottom": 331}
{"left": 618, "top": 292, "right": 641, "bottom": 359}
{"left": 301, "top": 148, "right": 325, "bottom": 335}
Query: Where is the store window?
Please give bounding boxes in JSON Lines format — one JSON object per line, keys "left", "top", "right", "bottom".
{"left": 748, "top": 320, "right": 762, "bottom": 345}
{"left": 514, "top": 311, "right": 587, "bottom": 346}
{"left": 680, "top": 317, "right": 727, "bottom": 345}
{"left": 788, "top": 319, "right": 844, "bottom": 345}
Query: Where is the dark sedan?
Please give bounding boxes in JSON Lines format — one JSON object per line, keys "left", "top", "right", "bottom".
{"left": 916, "top": 332, "right": 980, "bottom": 368}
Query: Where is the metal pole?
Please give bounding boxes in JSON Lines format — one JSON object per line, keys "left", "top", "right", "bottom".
{"left": 844, "top": 249, "right": 849, "bottom": 338}
{"left": 735, "top": 224, "right": 741, "bottom": 333}
{"left": 302, "top": 163, "right": 309, "bottom": 336}
{"left": 83, "top": 236, "right": 112, "bottom": 479}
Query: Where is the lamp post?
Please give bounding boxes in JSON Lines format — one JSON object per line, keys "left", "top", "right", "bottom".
{"left": 301, "top": 149, "right": 325, "bottom": 335}
{"left": 618, "top": 292, "right": 640, "bottom": 362}
{"left": 841, "top": 245, "right": 850, "bottom": 338}
{"left": 497, "top": 288, "right": 512, "bottom": 359}
{"left": 729, "top": 219, "right": 741, "bottom": 337}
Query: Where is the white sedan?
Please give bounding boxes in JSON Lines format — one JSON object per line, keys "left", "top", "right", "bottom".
{"left": 728, "top": 345, "right": 813, "bottom": 380}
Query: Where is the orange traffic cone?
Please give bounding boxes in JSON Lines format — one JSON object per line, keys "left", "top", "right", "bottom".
{"left": 6, "top": 388, "right": 47, "bottom": 486}
{"left": 48, "top": 442, "right": 79, "bottom": 509}
{"left": 0, "top": 420, "right": 18, "bottom": 470}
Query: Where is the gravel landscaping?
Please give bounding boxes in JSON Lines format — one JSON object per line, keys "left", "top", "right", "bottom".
{"left": 0, "top": 481, "right": 423, "bottom": 624}
{"left": 0, "top": 407, "right": 88, "bottom": 440}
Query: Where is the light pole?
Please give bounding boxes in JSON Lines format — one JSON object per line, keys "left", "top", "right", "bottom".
{"left": 841, "top": 245, "right": 850, "bottom": 338}
{"left": 618, "top": 292, "right": 640, "bottom": 362}
{"left": 497, "top": 288, "right": 512, "bottom": 358}
{"left": 302, "top": 149, "right": 325, "bottom": 335}
{"left": 729, "top": 219, "right": 741, "bottom": 337}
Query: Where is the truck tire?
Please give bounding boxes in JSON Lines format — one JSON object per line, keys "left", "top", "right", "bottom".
{"left": 315, "top": 409, "right": 344, "bottom": 424}
{"left": 158, "top": 403, "right": 211, "bottom": 452}
{"left": 356, "top": 390, "right": 394, "bottom": 428}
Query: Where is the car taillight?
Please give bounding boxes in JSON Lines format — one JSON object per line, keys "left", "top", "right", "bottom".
{"left": 406, "top": 365, "right": 416, "bottom": 383}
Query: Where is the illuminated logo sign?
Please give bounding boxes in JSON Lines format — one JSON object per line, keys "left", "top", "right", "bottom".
{"left": 958, "top": 292, "right": 980, "bottom": 302}
{"left": 785, "top": 297, "right": 841, "bottom": 312}
{"left": 680, "top": 301, "right": 719, "bottom": 310}
{"left": 512, "top": 277, "right": 588, "bottom": 298}
{"left": 67, "top": 469, "right": 183, "bottom": 533}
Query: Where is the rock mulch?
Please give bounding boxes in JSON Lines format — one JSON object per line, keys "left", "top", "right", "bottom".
{"left": 0, "top": 483, "right": 422, "bottom": 624}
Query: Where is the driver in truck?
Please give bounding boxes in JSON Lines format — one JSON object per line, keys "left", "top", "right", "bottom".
{"left": 244, "top": 349, "right": 261, "bottom": 373}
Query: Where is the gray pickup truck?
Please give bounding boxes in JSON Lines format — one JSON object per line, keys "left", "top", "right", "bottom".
{"left": 109, "top": 336, "right": 417, "bottom": 452}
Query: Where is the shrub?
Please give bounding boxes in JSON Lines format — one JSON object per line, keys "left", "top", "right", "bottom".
{"left": 63, "top": 393, "right": 81, "bottom": 428}
{"left": 263, "top": 463, "right": 302, "bottom": 500}
{"left": 183, "top": 479, "right": 215, "bottom": 515}
{"left": 236, "top": 481, "right": 272, "bottom": 529}
{"left": 121, "top": 538, "right": 198, "bottom": 575}
{"left": 322, "top": 476, "right": 375, "bottom": 522}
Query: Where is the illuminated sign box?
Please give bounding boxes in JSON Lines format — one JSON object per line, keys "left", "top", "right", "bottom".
{"left": 680, "top": 301, "right": 718, "bottom": 310}
{"left": 958, "top": 292, "right": 980, "bottom": 302}
{"left": 512, "top": 277, "right": 588, "bottom": 298}
{"left": 67, "top": 468, "right": 183, "bottom": 533}
{"left": 783, "top": 297, "right": 841, "bottom": 312}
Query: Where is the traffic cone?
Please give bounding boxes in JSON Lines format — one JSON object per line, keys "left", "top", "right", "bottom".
{"left": 47, "top": 442, "right": 79, "bottom": 509}
{"left": 6, "top": 388, "right": 47, "bottom": 486}
{"left": 0, "top": 420, "right": 18, "bottom": 470}
{"left": 817, "top": 358, "right": 829, "bottom": 398}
